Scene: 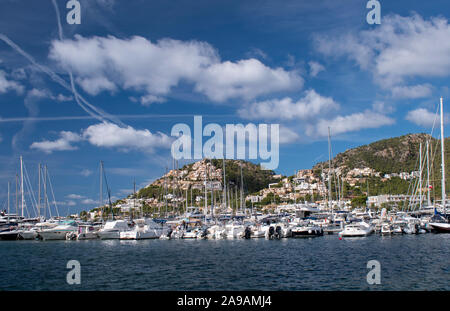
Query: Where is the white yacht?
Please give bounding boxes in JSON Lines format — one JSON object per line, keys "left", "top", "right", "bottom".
{"left": 120, "top": 218, "right": 166, "bottom": 240}
{"left": 98, "top": 220, "right": 129, "bottom": 240}
{"left": 339, "top": 222, "right": 373, "bottom": 237}
{"left": 249, "top": 224, "right": 266, "bottom": 238}
{"left": 291, "top": 224, "right": 323, "bottom": 238}
{"left": 225, "top": 223, "right": 245, "bottom": 239}
{"left": 18, "top": 223, "right": 38, "bottom": 240}
{"left": 381, "top": 223, "right": 392, "bottom": 235}
{"left": 38, "top": 221, "right": 78, "bottom": 240}
{"left": 76, "top": 224, "right": 100, "bottom": 240}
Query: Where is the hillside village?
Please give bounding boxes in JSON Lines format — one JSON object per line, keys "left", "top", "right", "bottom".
{"left": 83, "top": 133, "right": 445, "bottom": 220}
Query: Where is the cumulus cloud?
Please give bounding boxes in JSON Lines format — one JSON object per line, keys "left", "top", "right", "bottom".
{"left": 308, "top": 111, "right": 395, "bottom": 137}
{"left": 315, "top": 14, "right": 450, "bottom": 87}
{"left": 238, "top": 89, "right": 338, "bottom": 120}
{"left": 308, "top": 61, "right": 325, "bottom": 77}
{"left": 49, "top": 35, "right": 303, "bottom": 102}
{"left": 30, "top": 122, "right": 172, "bottom": 154}
{"left": 391, "top": 84, "right": 433, "bottom": 99}
{"left": 405, "top": 108, "right": 444, "bottom": 127}
{"left": 30, "top": 131, "right": 82, "bottom": 153}
{"left": 0, "top": 70, "right": 24, "bottom": 94}
{"left": 83, "top": 122, "right": 172, "bottom": 152}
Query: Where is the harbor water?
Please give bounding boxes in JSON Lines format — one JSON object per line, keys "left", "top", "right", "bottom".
{"left": 0, "top": 234, "right": 449, "bottom": 291}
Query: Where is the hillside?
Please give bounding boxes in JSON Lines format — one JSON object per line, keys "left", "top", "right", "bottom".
{"left": 313, "top": 133, "right": 450, "bottom": 198}
{"left": 136, "top": 159, "right": 278, "bottom": 200}
{"left": 315, "top": 133, "right": 448, "bottom": 173}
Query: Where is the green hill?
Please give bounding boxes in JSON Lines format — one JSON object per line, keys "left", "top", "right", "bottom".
{"left": 314, "top": 133, "right": 450, "bottom": 198}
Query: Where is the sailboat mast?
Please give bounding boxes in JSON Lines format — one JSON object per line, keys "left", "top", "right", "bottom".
{"left": 440, "top": 97, "right": 446, "bottom": 211}
{"left": 327, "top": 127, "right": 332, "bottom": 213}
{"left": 204, "top": 159, "right": 207, "bottom": 216}
{"left": 427, "top": 141, "right": 431, "bottom": 207}
{"left": 133, "top": 178, "right": 136, "bottom": 218}
{"left": 240, "top": 163, "right": 244, "bottom": 212}
{"left": 15, "top": 174, "right": 18, "bottom": 217}
{"left": 100, "top": 161, "right": 103, "bottom": 223}
{"left": 38, "top": 163, "right": 41, "bottom": 219}
{"left": 20, "top": 156, "right": 24, "bottom": 218}
{"left": 223, "top": 158, "right": 227, "bottom": 210}
{"left": 419, "top": 142, "right": 423, "bottom": 209}
{"left": 7, "top": 181, "right": 10, "bottom": 221}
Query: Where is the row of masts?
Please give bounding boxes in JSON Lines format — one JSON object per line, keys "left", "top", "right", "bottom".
{"left": 5, "top": 156, "right": 59, "bottom": 220}
{"left": 324, "top": 97, "right": 446, "bottom": 213}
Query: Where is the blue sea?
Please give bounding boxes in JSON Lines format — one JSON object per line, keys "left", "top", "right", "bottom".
{"left": 0, "top": 234, "right": 448, "bottom": 290}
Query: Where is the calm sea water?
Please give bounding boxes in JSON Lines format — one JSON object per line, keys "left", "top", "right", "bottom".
{"left": 0, "top": 234, "right": 448, "bottom": 291}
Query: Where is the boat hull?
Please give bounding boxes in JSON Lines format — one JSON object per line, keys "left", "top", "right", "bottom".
{"left": 429, "top": 223, "right": 450, "bottom": 233}
{"left": 38, "top": 231, "right": 72, "bottom": 240}
{"left": 0, "top": 231, "right": 21, "bottom": 240}
{"left": 19, "top": 231, "right": 38, "bottom": 240}
{"left": 98, "top": 231, "right": 121, "bottom": 240}
{"left": 291, "top": 228, "right": 323, "bottom": 238}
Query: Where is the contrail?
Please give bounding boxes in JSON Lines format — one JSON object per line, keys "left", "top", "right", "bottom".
{"left": 49, "top": 0, "right": 125, "bottom": 127}
{"left": 51, "top": 0, "right": 64, "bottom": 40}
{"left": 0, "top": 34, "right": 124, "bottom": 126}
{"left": 0, "top": 113, "right": 235, "bottom": 123}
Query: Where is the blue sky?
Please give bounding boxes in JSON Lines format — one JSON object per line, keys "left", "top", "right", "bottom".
{"left": 0, "top": 0, "right": 450, "bottom": 215}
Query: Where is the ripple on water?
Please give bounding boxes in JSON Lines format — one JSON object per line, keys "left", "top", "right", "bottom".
{"left": 0, "top": 235, "right": 449, "bottom": 290}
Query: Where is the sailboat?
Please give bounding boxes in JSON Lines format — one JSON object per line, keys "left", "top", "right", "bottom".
{"left": 0, "top": 157, "right": 26, "bottom": 240}
{"left": 97, "top": 161, "right": 131, "bottom": 239}
{"left": 429, "top": 97, "right": 450, "bottom": 233}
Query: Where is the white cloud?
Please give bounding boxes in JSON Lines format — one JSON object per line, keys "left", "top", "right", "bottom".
{"left": 372, "top": 101, "right": 394, "bottom": 114}
{"left": 83, "top": 122, "right": 172, "bottom": 152}
{"left": 66, "top": 194, "right": 85, "bottom": 199}
{"left": 56, "top": 93, "right": 73, "bottom": 102}
{"left": 279, "top": 126, "right": 300, "bottom": 144}
{"left": 315, "top": 14, "right": 450, "bottom": 87}
{"left": 0, "top": 70, "right": 24, "bottom": 94}
{"left": 76, "top": 76, "right": 117, "bottom": 96}
{"left": 238, "top": 89, "right": 338, "bottom": 120}
{"left": 30, "top": 122, "right": 172, "bottom": 154}
{"left": 405, "top": 108, "right": 443, "bottom": 127}
{"left": 391, "top": 84, "right": 433, "bottom": 99}
{"left": 81, "top": 198, "right": 98, "bottom": 205}
{"left": 309, "top": 111, "right": 395, "bottom": 137}
{"left": 308, "top": 61, "right": 325, "bottom": 77}
{"left": 194, "top": 59, "right": 302, "bottom": 102}
{"left": 80, "top": 169, "right": 92, "bottom": 177}
{"left": 130, "top": 94, "right": 166, "bottom": 106}
{"left": 30, "top": 131, "right": 82, "bottom": 153}
{"left": 49, "top": 35, "right": 303, "bottom": 102}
